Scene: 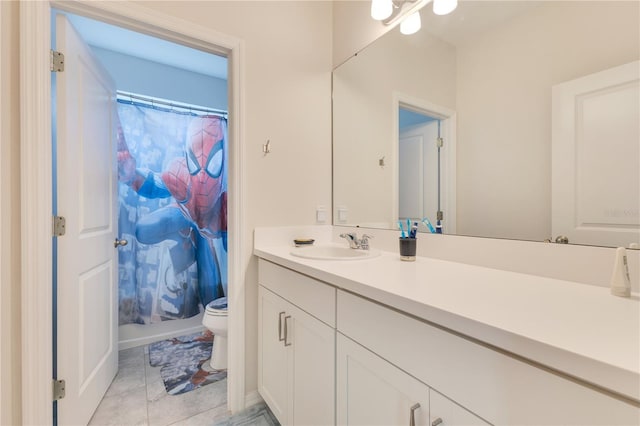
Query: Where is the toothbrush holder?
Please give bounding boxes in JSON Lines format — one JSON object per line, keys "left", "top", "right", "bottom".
{"left": 399, "top": 237, "right": 417, "bottom": 261}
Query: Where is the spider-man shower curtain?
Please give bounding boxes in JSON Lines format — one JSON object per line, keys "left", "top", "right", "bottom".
{"left": 117, "top": 101, "right": 228, "bottom": 325}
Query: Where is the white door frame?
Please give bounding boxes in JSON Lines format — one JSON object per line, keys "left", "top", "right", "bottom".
{"left": 20, "top": 2, "right": 246, "bottom": 424}
{"left": 391, "top": 92, "right": 457, "bottom": 234}
{"left": 0, "top": 3, "right": 4, "bottom": 424}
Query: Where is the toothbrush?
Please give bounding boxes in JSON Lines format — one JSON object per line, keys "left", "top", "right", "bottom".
{"left": 398, "top": 221, "right": 406, "bottom": 238}
{"left": 421, "top": 218, "right": 436, "bottom": 234}
{"left": 409, "top": 221, "right": 418, "bottom": 238}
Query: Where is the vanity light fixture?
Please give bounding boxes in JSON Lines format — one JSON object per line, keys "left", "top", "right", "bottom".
{"left": 372, "top": 0, "right": 457, "bottom": 35}
{"left": 400, "top": 11, "right": 421, "bottom": 35}
{"left": 371, "top": 0, "right": 393, "bottom": 20}
{"left": 432, "top": 0, "right": 458, "bottom": 16}
{"left": 380, "top": 0, "right": 432, "bottom": 28}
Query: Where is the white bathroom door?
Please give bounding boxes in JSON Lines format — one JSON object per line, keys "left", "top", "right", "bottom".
{"left": 399, "top": 121, "right": 439, "bottom": 222}
{"left": 552, "top": 61, "right": 640, "bottom": 247}
{"left": 55, "top": 14, "right": 119, "bottom": 425}
{"left": 399, "top": 133, "right": 424, "bottom": 220}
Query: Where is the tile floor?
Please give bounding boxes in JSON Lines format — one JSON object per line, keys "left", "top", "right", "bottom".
{"left": 88, "top": 345, "right": 264, "bottom": 426}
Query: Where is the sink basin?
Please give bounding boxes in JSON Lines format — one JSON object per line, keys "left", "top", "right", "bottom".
{"left": 290, "top": 244, "right": 380, "bottom": 261}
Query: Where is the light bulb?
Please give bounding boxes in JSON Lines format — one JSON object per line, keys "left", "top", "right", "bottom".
{"left": 371, "top": 0, "right": 393, "bottom": 21}
{"left": 400, "top": 11, "right": 421, "bottom": 35}
{"left": 433, "top": 0, "right": 457, "bottom": 16}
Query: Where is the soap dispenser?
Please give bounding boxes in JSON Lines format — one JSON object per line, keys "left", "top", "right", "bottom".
{"left": 610, "top": 247, "right": 631, "bottom": 297}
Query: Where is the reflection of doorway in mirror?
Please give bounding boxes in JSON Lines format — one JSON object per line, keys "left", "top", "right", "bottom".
{"left": 393, "top": 95, "right": 456, "bottom": 235}
{"left": 398, "top": 110, "right": 439, "bottom": 227}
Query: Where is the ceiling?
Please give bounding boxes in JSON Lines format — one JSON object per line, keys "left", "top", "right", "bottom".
{"left": 64, "top": 13, "right": 228, "bottom": 80}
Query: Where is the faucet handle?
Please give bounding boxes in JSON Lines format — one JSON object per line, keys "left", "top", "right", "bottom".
{"left": 360, "top": 234, "right": 373, "bottom": 250}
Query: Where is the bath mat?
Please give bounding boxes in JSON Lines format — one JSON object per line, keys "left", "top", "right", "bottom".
{"left": 148, "top": 331, "right": 227, "bottom": 396}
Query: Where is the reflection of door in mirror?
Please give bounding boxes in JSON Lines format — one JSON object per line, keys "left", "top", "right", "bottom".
{"left": 398, "top": 109, "right": 439, "bottom": 230}
{"left": 552, "top": 60, "right": 640, "bottom": 248}
{"left": 393, "top": 97, "right": 457, "bottom": 235}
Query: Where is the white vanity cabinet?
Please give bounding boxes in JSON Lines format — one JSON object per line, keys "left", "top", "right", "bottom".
{"left": 337, "top": 289, "right": 639, "bottom": 426}
{"left": 255, "top": 248, "right": 639, "bottom": 426}
{"left": 258, "top": 259, "right": 336, "bottom": 426}
{"left": 429, "top": 390, "right": 489, "bottom": 426}
{"left": 337, "top": 333, "right": 430, "bottom": 426}
{"left": 336, "top": 332, "right": 487, "bottom": 426}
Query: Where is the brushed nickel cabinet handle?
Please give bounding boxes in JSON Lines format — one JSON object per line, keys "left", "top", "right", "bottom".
{"left": 432, "top": 417, "right": 443, "bottom": 426}
{"left": 284, "top": 315, "right": 292, "bottom": 346}
{"left": 278, "top": 312, "right": 285, "bottom": 341}
{"left": 410, "top": 403, "right": 421, "bottom": 426}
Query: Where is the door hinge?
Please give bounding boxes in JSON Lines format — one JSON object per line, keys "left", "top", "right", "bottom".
{"left": 53, "top": 216, "right": 66, "bottom": 237}
{"left": 53, "top": 379, "right": 66, "bottom": 401}
{"left": 50, "top": 50, "right": 64, "bottom": 72}
{"left": 436, "top": 137, "right": 444, "bottom": 148}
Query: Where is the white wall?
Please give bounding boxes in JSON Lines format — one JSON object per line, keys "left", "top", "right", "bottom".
{"left": 92, "top": 47, "right": 228, "bottom": 110}
{"left": 455, "top": 1, "right": 640, "bottom": 241}
{"left": 332, "top": 0, "right": 393, "bottom": 66}
{"left": 0, "top": 2, "right": 22, "bottom": 424}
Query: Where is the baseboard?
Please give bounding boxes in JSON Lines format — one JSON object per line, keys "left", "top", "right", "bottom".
{"left": 118, "top": 316, "right": 205, "bottom": 350}
{"left": 243, "top": 390, "right": 264, "bottom": 409}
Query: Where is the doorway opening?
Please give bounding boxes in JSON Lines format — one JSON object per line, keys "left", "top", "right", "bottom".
{"left": 51, "top": 9, "right": 234, "bottom": 425}
{"left": 398, "top": 107, "right": 441, "bottom": 231}
{"left": 21, "top": 3, "right": 245, "bottom": 424}
{"left": 392, "top": 94, "right": 457, "bottom": 236}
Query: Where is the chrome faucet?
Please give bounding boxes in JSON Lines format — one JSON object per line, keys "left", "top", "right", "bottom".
{"left": 339, "top": 233, "right": 373, "bottom": 250}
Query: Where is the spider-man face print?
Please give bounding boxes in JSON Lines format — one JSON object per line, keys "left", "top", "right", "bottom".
{"left": 186, "top": 116, "right": 224, "bottom": 179}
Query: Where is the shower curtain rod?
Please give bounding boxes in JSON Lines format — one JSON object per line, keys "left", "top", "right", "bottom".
{"left": 116, "top": 91, "right": 228, "bottom": 118}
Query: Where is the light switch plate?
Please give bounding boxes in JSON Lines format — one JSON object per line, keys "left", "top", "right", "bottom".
{"left": 316, "top": 205, "right": 327, "bottom": 223}
{"left": 338, "top": 206, "right": 348, "bottom": 222}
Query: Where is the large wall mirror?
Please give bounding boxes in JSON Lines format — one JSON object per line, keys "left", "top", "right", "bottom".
{"left": 333, "top": 1, "right": 639, "bottom": 248}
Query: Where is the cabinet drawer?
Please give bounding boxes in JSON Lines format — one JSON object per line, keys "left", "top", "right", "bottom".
{"left": 259, "top": 259, "right": 335, "bottom": 327}
{"left": 337, "top": 290, "right": 639, "bottom": 426}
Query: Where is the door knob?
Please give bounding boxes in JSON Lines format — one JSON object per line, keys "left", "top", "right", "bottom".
{"left": 114, "top": 238, "right": 128, "bottom": 248}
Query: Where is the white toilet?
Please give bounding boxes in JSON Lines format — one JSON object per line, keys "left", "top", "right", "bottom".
{"left": 202, "top": 296, "right": 228, "bottom": 370}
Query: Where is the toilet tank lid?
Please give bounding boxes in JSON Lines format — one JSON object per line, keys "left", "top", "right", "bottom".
{"left": 206, "top": 297, "right": 228, "bottom": 311}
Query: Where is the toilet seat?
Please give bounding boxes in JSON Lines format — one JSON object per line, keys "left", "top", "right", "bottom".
{"left": 202, "top": 296, "right": 228, "bottom": 370}
{"left": 205, "top": 297, "right": 228, "bottom": 315}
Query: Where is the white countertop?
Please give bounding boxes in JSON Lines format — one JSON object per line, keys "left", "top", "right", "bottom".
{"left": 254, "top": 238, "right": 640, "bottom": 403}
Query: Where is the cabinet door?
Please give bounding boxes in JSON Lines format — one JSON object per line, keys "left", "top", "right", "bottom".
{"left": 337, "top": 333, "right": 429, "bottom": 426}
{"left": 430, "top": 390, "right": 489, "bottom": 426}
{"left": 258, "top": 286, "right": 289, "bottom": 424}
{"left": 287, "top": 302, "right": 336, "bottom": 426}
